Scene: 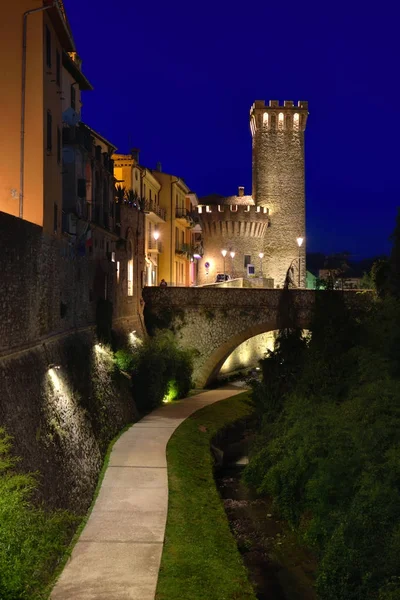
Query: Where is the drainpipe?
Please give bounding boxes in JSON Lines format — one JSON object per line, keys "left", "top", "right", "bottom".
{"left": 20, "top": 2, "right": 55, "bottom": 219}
{"left": 170, "top": 177, "right": 179, "bottom": 285}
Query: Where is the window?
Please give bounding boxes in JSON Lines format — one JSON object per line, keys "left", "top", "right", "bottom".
{"left": 244, "top": 254, "right": 251, "bottom": 268}
{"left": 56, "top": 49, "right": 61, "bottom": 85}
{"left": 46, "top": 111, "right": 52, "bottom": 151}
{"left": 53, "top": 202, "right": 58, "bottom": 233}
{"left": 175, "top": 227, "right": 179, "bottom": 250}
{"left": 127, "top": 242, "right": 133, "bottom": 296}
{"left": 149, "top": 189, "right": 152, "bottom": 201}
{"left": 117, "top": 261, "right": 120, "bottom": 284}
{"left": 45, "top": 25, "right": 51, "bottom": 68}
{"left": 57, "top": 127, "right": 61, "bottom": 163}
{"left": 71, "top": 84, "right": 76, "bottom": 110}
{"left": 143, "top": 183, "right": 146, "bottom": 198}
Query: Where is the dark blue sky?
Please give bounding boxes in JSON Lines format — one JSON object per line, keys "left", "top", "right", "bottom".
{"left": 64, "top": 0, "right": 399, "bottom": 258}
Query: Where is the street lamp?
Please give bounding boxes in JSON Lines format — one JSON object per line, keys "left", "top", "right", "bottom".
{"left": 221, "top": 249, "right": 227, "bottom": 281}
{"left": 230, "top": 251, "right": 235, "bottom": 278}
{"left": 259, "top": 252, "right": 264, "bottom": 277}
{"left": 296, "top": 237, "right": 304, "bottom": 288}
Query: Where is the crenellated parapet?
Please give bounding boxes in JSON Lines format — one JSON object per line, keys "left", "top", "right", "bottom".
{"left": 250, "top": 100, "right": 308, "bottom": 135}
{"left": 196, "top": 204, "right": 269, "bottom": 238}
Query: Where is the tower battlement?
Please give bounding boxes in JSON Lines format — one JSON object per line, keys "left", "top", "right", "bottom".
{"left": 250, "top": 100, "right": 308, "bottom": 133}
{"left": 197, "top": 204, "right": 269, "bottom": 218}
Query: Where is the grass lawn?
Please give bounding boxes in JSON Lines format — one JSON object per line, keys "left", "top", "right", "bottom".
{"left": 156, "top": 391, "right": 257, "bottom": 600}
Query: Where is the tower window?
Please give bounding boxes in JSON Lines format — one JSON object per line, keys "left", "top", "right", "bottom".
{"left": 244, "top": 254, "right": 251, "bottom": 268}
{"left": 263, "top": 112, "right": 269, "bottom": 126}
{"left": 278, "top": 112, "right": 284, "bottom": 130}
{"left": 293, "top": 113, "right": 300, "bottom": 130}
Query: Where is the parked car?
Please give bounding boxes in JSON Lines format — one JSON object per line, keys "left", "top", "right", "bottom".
{"left": 215, "top": 273, "right": 231, "bottom": 283}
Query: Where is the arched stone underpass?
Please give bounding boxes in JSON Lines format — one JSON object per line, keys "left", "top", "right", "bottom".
{"left": 142, "top": 287, "right": 369, "bottom": 388}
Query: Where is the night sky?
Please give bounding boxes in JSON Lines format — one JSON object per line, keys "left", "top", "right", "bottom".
{"left": 63, "top": 0, "right": 399, "bottom": 258}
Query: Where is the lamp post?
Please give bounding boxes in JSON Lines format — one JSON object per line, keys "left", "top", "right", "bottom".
{"left": 221, "top": 249, "right": 227, "bottom": 281}
{"left": 296, "top": 237, "right": 304, "bottom": 288}
{"left": 259, "top": 252, "right": 264, "bottom": 278}
{"left": 230, "top": 251, "right": 235, "bottom": 278}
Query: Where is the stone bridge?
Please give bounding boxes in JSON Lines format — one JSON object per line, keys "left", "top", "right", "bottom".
{"left": 142, "top": 287, "right": 369, "bottom": 387}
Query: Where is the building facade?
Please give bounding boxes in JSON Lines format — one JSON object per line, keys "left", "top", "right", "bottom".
{"left": 0, "top": 0, "right": 74, "bottom": 236}
{"left": 152, "top": 170, "right": 198, "bottom": 287}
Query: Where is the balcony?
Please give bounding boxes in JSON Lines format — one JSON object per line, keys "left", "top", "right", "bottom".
{"left": 147, "top": 239, "right": 163, "bottom": 253}
{"left": 175, "top": 243, "right": 192, "bottom": 257}
{"left": 143, "top": 200, "right": 166, "bottom": 222}
{"left": 62, "top": 125, "right": 92, "bottom": 152}
{"left": 175, "top": 207, "right": 194, "bottom": 226}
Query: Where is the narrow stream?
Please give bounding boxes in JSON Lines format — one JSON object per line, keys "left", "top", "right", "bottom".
{"left": 214, "top": 424, "right": 316, "bottom": 600}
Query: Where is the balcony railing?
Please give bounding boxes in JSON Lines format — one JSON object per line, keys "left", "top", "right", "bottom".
{"left": 175, "top": 207, "right": 191, "bottom": 219}
{"left": 143, "top": 200, "right": 166, "bottom": 221}
{"left": 147, "top": 239, "right": 163, "bottom": 253}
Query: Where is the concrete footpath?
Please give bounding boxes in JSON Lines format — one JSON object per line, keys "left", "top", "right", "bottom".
{"left": 51, "top": 387, "right": 242, "bottom": 600}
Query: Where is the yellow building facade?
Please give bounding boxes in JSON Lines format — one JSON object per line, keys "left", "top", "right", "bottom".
{"left": 113, "top": 154, "right": 198, "bottom": 287}
{"left": 152, "top": 171, "right": 197, "bottom": 287}
{"left": 0, "top": 0, "right": 76, "bottom": 236}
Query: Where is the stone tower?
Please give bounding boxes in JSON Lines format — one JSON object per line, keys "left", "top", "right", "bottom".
{"left": 250, "top": 100, "right": 308, "bottom": 287}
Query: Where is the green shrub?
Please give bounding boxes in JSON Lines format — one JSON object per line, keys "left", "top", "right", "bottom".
{"left": 244, "top": 291, "right": 400, "bottom": 600}
{"left": 131, "top": 330, "right": 194, "bottom": 413}
{"left": 0, "top": 429, "right": 76, "bottom": 599}
{"left": 114, "top": 348, "right": 134, "bottom": 372}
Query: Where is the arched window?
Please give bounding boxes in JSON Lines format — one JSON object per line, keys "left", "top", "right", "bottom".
{"left": 293, "top": 113, "right": 300, "bottom": 131}
{"left": 278, "top": 112, "right": 284, "bottom": 130}
{"left": 263, "top": 112, "right": 269, "bottom": 127}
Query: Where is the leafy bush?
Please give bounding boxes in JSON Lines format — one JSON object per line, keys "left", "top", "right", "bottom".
{"left": 131, "top": 330, "right": 193, "bottom": 413}
{"left": 114, "top": 348, "right": 134, "bottom": 372}
{"left": 244, "top": 292, "right": 400, "bottom": 600}
{"left": 0, "top": 429, "right": 75, "bottom": 599}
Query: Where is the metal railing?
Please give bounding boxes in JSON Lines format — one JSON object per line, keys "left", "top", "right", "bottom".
{"left": 147, "top": 239, "right": 163, "bottom": 253}
{"left": 143, "top": 200, "right": 166, "bottom": 221}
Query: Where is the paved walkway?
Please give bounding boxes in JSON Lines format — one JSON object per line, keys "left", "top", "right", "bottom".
{"left": 51, "top": 387, "right": 242, "bottom": 600}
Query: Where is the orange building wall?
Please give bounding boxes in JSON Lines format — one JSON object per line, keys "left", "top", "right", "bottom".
{"left": 0, "top": 1, "right": 44, "bottom": 227}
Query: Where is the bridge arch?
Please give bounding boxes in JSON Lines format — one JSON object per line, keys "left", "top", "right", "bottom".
{"left": 197, "top": 315, "right": 312, "bottom": 387}
{"left": 142, "top": 287, "right": 368, "bottom": 388}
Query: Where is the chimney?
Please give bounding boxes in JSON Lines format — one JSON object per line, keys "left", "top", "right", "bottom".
{"left": 156, "top": 161, "right": 162, "bottom": 172}
{"left": 238, "top": 186, "right": 245, "bottom": 197}
{"left": 131, "top": 148, "right": 140, "bottom": 163}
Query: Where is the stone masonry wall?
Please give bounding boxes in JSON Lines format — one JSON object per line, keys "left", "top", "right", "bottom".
{"left": 0, "top": 330, "right": 137, "bottom": 513}
{"left": 197, "top": 206, "right": 269, "bottom": 286}
{"left": 251, "top": 100, "right": 308, "bottom": 288}
{"left": 143, "top": 287, "right": 370, "bottom": 387}
{"left": 0, "top": 208, "right": 145, "bottom": 513}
